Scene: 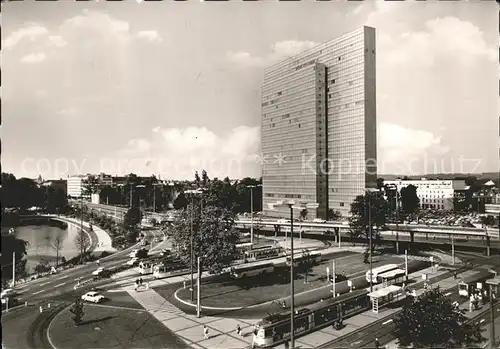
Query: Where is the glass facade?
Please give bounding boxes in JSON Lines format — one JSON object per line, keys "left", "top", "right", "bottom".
{"left": 261, "top": 26, "right": 377, "bottom": 218}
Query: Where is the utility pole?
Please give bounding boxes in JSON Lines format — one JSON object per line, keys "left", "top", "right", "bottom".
{"left": 12, "top": 252, "right": 16, "bottom": 287}
{"left": 129, "top": 185, "right": 133, "bottom": 208}
{"left": 368, "top": 193, "right": 373, "bottom": 293}
{"left": 153, "top": 185, "right": 156, "bottom": 213}
{"left": 489, "top": 283, "right": 496, "bottom": 347}
{"left": 197, "top": 256, "right": 201, "bottom": 318}
{"left": 451, "top": 234, "right": 455, "bottom": 265}
{"left": 250, "top": 186, "right": 254, "bottom": 245}
{"left": 395, "top": 189, "right": 400, "bottom": 255}
{"left": 289, "top": 204, "right": 295, "bottom": 349}
{"left": 332, "top": 259, "right": 336, "bottom": 298}
{"left": 405, "top": 249, "right": 408, "bottom": 282}
{"left": 190, "top": 197, "right": 194, "bottom": 303}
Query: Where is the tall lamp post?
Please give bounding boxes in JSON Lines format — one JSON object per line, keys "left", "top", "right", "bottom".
{"left": 268, "top": 200, "right": 319, "bottom": 349}
{"left": 366, "top": 188, "right": 378, "bottom": 293}
{"left": 185, "top": 189, "right": 204, "bottom": 303}
{"left": 247, "top": 184, "right": 262, "bottom": 245}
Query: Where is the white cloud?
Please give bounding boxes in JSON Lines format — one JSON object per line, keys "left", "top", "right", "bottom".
{"left": 2, "top": 25, "right": 49, "bottom": 49}
{"left": 136, "top": 30, "right": 162, "bottom": 42}
{"left": 117, "top": 125, "right": 260, "bottom": 179}
{"left": 378, "top": 122, "right": 450, "bottom": 174}
{"left": 383, "top": 17, "right": 496, "bottom": 67}
{"left": 62, "top": 10, "right": 131, "bottom": 41}
{"left": 56, "top": 107, "right": 79, "bottom": 117}
{"left": 48, "top": 35, "right": 67, "bottom": 47}
{"left": 227, "top": 40, "right": 319, "bottom": 67}
{"left": 21, "top": 52, "right": 46, "bottom": 64}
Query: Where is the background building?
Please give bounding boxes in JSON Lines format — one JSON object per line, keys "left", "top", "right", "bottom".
{"left": 67, "top": 175, "right": 87, "bottom": 198}
{"left": 40, "top": 179, "right": 68, "bottom": 197}
{"left": 385, "top": 178, "right": 467, "bottom": 211}
{"left": 261, "top": 26, "right": 377, "bottom": 219}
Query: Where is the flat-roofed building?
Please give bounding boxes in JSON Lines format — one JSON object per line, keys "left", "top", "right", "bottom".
{"left": 261, "top": 26, "right": 377, "bottom": 219}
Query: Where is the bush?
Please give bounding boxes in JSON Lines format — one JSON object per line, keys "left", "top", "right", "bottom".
{"left": 100, "top": 251, "right": 110, "bottom": 258}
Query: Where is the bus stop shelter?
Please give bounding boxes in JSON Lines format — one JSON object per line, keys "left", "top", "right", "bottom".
{"left": 486, "top": 276, "right": 500, "bottom": 300}
{"left": 378, "top": 268, "right": 406, "bottom": 288}
{"left": 368, "top": 285, "right": 402, "bottom": 313}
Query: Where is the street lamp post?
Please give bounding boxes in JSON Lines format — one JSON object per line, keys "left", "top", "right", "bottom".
{"left": 247, "top": 184, "right": 262, "bottom": 246}
{"left": 366, "top": 188, "right": 378, "bottom": 293}
{"left": 185, "top": 189, "right": 204, "bottom": 303}
{"left": 268, "top": 200, "right": 319, "bottom": 349}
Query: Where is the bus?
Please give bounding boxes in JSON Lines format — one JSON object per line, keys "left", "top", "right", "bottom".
{"left": 459, "top": 270, "right": 495, "bottom": 297}
{"left": 245, "top": 246, "right": 285, "bottom": 262}
{"left": 236, "top": 242, "right": 254, "bottom": 258}
{"left": 230, "top": 262, "right": 274, "bottom": 279}
{"left": 365, "top": 264, "right": 399, "bottom": 283}
{"left": 286, "top": 251, "right": 322, "bottom": 267}
{"left": 138, "top": 261, "right": 154, "bottom": 275}
{"left": 153, "top": 262, "right": 189, "bottom": 279}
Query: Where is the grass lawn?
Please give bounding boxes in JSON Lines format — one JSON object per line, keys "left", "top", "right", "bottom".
{"left": 49, "top": 304, "right": 190, "bottom": 349}
{"left": 172, "top": 253, "right": 407, "bottom": 308}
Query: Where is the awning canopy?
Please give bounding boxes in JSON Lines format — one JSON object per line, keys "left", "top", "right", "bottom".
{"left": 368, "top": 285, "right": 402, "bottom": 298}
{"left": 379, "top": 269, "right": 406, "bottom": 279}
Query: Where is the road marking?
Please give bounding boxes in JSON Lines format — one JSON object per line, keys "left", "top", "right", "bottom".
{"left": 39, "top": 282, "right": 50, "bottom": 287}
{"left": 32, "top": 289, "right": 45, "bottom": 295}
{"left": 445, "top": 292, "right": 451, "bottom": 296}
{"left": 107, "top": 289, "right": 126, "bottom": 293}
{"left": 55, "top": 282, "right": 66, "bottom": 287}
{"left": 351, "top": 340, "right": 362, "bottom": 346}
{"left": 59, "top": 275, "right": 69, "bottom": 279}
{"left": 382, "top": 319, "right": 393, "bottom": 325}
{"left": 480, "top": 319, "right": 485, "bottom": 323}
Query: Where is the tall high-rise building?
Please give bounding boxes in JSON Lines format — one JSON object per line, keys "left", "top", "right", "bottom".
{"left": 261, "top": 26, "right": 377, "bottom": 219}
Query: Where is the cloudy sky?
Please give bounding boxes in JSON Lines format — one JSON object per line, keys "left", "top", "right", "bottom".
{"left": 2, "top": 1, "right": 498, "bottom": 180}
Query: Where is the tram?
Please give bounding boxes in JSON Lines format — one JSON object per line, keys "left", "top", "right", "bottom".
{"left": 286, "top": 251, "right": 322, "bottom": 267}
{"left": 230, "top": 262, "right": 274, "bottom": 279}
{"left": 365, "top": 264, "right": 400, "bottom": 283}
{"left": 458, "top": 270, "right": 495, "bottom": 297}
{"left": 152, "top": 262, "right": 189, "bottom": 279}
{"left": 244, "top": 246, "right": 285, "bottom": 262}
{"left": 138, "top": 261, "right": 154, "bottom": 275}
{"left": 253, "top": 289, "right": 370, "bottom": 347}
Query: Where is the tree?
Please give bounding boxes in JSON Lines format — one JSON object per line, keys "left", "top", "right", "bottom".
{"left": 201, "top": 170, "right": 209, "bottom": 187}
{"left": 173, "top": 193, "right": 189, "bottom": 210}
{"left": 164, "top": 204, "right": 239, "bottom": 274}
{"left": 298, "top": 249, "right": 316, "bottom": 283}
{"left": 194, "top": 171, "right": 201, "bottom": 188}
{"left": 327, "top": 209, "right": 342, "bottom": 221}
{"left": 1, "top": 235, "right": 29, "bottom": 283}
{"left": 69, "top": 298, "right": 85, "bottom": 326}
{"left": 348, "top": 191, "right": 389, "bottom": 251}
{"left": 74, "top": 229, "right": 91, "bottom": 264}
{"left": 123, "top": 207, "right": 143, "bottom": 229}
{"left": 51, "top": 236, "right": 63, "bottom": 267}
{"left": 299, "top": 209, "right": 308, "bottom": 221}
{"left": 34, "top": 262, "right": 51, "bottom": 275}
{"left": 394, "top": 288, "right": 484, "bottom": 348}
{"left": 400, "top": 184, "right": 420, "bottom": 214}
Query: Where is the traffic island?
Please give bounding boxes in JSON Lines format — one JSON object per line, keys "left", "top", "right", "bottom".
{"left": 169, "top": 253, "right": 414, "bottom": 309}
{"left": 48, "top": 304, "right": 190, "bottom": 349}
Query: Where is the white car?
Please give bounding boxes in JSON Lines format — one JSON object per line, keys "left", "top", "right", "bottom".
{"left": 81, "top": 291, "right": 105, "bottom": 303}
{"left": 1, "top": 288, "right": 16, "bottom": 299}
{"left": 129, "top": 249, "right": 139, "bottom": 258}
{"left": 127, "top": 258, "right": 140, "bottom": 266}
{"left": 92, "top": 267, "right": 107, "bottom": 276}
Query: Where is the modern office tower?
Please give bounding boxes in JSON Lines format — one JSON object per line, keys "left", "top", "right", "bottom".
{"left": 261, "top": 26, "right": 377, "bottom": 219}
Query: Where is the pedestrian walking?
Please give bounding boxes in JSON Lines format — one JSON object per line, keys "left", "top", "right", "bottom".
{"left": 236, "top": 324, "right": 242, "bottom": 336}
{"left": 284, "top": 340, "right": 289, "bottom": 349}
{"left": 139, "top": 278, "right": 143, "bottom": 285}
{"left": 375, "top": 337, "right": 380, "bottom": 348}
{"left": 203, "top": 325, "right": 209, "bottom": 339}
{"left": 453, "top": 271, "right": 457, "bottom": 279}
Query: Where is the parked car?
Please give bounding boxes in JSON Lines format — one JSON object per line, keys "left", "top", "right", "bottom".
{"left": 127, "top": 258, "right": 140, "bottom": 266}
{"left": 161, "top": 249, "right": 172, "bottom": 257}
{"left": 81, "top": 291, "right": 105, "bottom": 303}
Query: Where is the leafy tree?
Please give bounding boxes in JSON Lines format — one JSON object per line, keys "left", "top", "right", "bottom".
{"left": 299, "top": 209, "right": 308, "bottom": 221}
{"left": 327, "top": 209, "right": 342, "bottom": 221}
{"left": 1, "top": 235, "right": 28, "bottom": 282}
{"left": 123, "top": 207, "right": 143, "bottom": 229}
{"left": 34, "top": 262, "right": 51, "bottom": 275}
{"left": 394, "top": 287, "right": 484, "bottom": 348}
{"left": 233, "top": 177, "right": 263, "bottom": 214}
{"left": 348, "top": 190, "right": 389, "bottom": 251}
{"left": 194, "top": 171, "right": 201, "bottom": 187}
{"left": 201, "top": 170, "right": 209, "bottom": 187}
{"left": 51, "top": 236, "right": 63, "bottom": 267}
{"left": 205, "top": 176, "right": 238, "bottom": 211}
{"left": 173, "top": 192, "right": 189, "bottom": 210}
{"left": 400, "top": 184, "right": 420, "bottom": 214}
{"left": 70, "top": 298, "right": 85, "bottom": 326}
{"left": 297, "top": 249, "right": 316, "bottom": 283}
{"left": 164, "top": 204, "right": 239, "bottom": 274}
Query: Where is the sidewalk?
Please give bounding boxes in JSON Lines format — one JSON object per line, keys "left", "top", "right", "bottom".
{"left": 122, "top": 254, "right": 466, "bottom": 349}
{"left": 56, "top": 215, "right": 116, "bottom": 253}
